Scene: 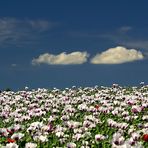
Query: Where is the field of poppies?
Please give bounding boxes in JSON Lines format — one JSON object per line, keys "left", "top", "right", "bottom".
{"left": 0, "top": 84, "right": 148, "bottom": 148}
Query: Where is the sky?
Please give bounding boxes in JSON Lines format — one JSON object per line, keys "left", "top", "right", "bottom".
{"left": 0, "top": 0, "right": 148, "bottom": 90}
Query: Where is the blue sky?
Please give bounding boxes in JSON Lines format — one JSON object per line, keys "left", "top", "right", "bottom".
{"left": 0, "top": 0, "right": 148, "bottom": 90}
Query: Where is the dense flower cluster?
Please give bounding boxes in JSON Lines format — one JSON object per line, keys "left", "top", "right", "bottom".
{"left": 0, "top": 84, "right": 148, "bottom": 147}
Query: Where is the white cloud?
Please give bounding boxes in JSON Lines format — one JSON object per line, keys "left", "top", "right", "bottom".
{"left": 32, "top": 51, "right": 89, "bottom": 65}
{"left": 118, "top": 26, "right": 132, "bottom": 33}
{"left": 11, "top": 64, "right": 17, "bottom": 67}
{"left": 90, "top": 46, "right": 144, "bottom": 64}
{"left": 0, "top": 17, "right": 56, "bottom": 46}
{"left": 100, "top": 26, "right": 148, "bottom": 50}
{"left": 27, "top": 19, "right": 56, "bottom": 32}
{"left": 120, "top": 40, "right": 148, "bottom": 49}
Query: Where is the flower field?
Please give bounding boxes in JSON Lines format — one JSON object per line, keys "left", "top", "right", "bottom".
{"left": 0, "top": 85, "right": 148, "bottom": 148}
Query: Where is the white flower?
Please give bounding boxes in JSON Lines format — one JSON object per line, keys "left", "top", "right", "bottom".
{"left": 111, "top": 143, "right": 128, "bottom": 148}
{"left": 67, "top": 142, "right": 76, "bottom": 148}
{"left": 131, "top": 132, "right": 140, "bottom": 141}
{"left": 73, "top": 133, "right": 83, "bottom": 141}
{"left": 59, "top": 138, "right": 67, "bottom": 144}
{"left": 67, "top": 121, "right": 81, "bottom": 129}
{"left": 4, "top": 143, "right": 19, "bottom": 148}
{"left": 41, "top": 125, "right": 49, "bottom": 132}
{"left": 128, "top": 128, "right": 135, "bottom": 135}
{"left": 77, "top": 103, "right": 88, "bottom": 111}
{"left": 30, "top": 122, "right": 43, "bottom": 129}
{"left": 112, "top": 132, "right": 125, "bottom": 146}
{"left": 126, "top": 137, "right": 136, "bottom": 146}
{"left": 48, "top": 115, "right": 56, "bottom": 122}
{"left": 83, "top": 120, "right": 91, "bottom": 128}
{"left": 124, "top": 139, "right": 144, "bottom": 148}
{"left": 13, "top": 124, "right": 22, "bottom": 131}
{"left": 82, "top": 140, "right": 89, "bottom": 146}
{"left": 55, "top": 131, "right": 64, "bottom": 137}
{"left": 0, "top": 128, "right": 9, "bottom": 137}
{"left": 55, "top": 125, "right": 67, "bottom": 133}
{"left": 120, "top": 123, "right": 128, "bottom": 129}
{"left": 61, "top": 115, "right": 70, "bottom": 121}
{"left": 25, "top": 142, "right": 37, "bottom": 148}
{"left": 142, "top": 115, "right": 148, "bottom": 121}
{"left": 124, "top": 116, "right": 131, "bottom": 121}
{"left": 80, "top": 146, "right": 87, "bottom": 148}
{"left": 38, "top": 135, "right": 48, "bottom": 142}
{"left": 95, "top": 134, "right": 105, "bottom": 141}
{"left": 113, "top": 132, "right": 122, "bottom": 139}
{"left": 73, "top": 128, "right": 83, "bottom": 134}
{"left": 4, "top": 119, "right": 10, "bottom": 123}
{"left": 11, "top": 133, "right": 24, "bottom": 140}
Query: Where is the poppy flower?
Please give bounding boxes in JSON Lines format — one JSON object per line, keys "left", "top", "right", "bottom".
{"left": 95, "top": 105, "right": 100, "bottom": 109}
{"left": 7, "top": 138, "right": 16, "bottom": 143}
{"left": 143, "top": 134, "right": 148, "bottom": 142}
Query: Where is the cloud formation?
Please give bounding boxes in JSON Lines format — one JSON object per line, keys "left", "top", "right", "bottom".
{"left": 120, "top": 40, "right": 148, "bottom": 49}
{"left": 11, "top": 64, "right": 17, "bottom": 67}
{"left": 32, "top": 51, "right": 89, "bottom": 65}
{"left": 100, "top": 26, "right": 148, "bottom": 50}
{"left": 118, "top": 26, "right": 132, "bottom": 33}
{"left": 90, "top": 46, "right": 144, "bottom": 64}
{"left": 0, "top": 17, "right": 56, "bottom": 46}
